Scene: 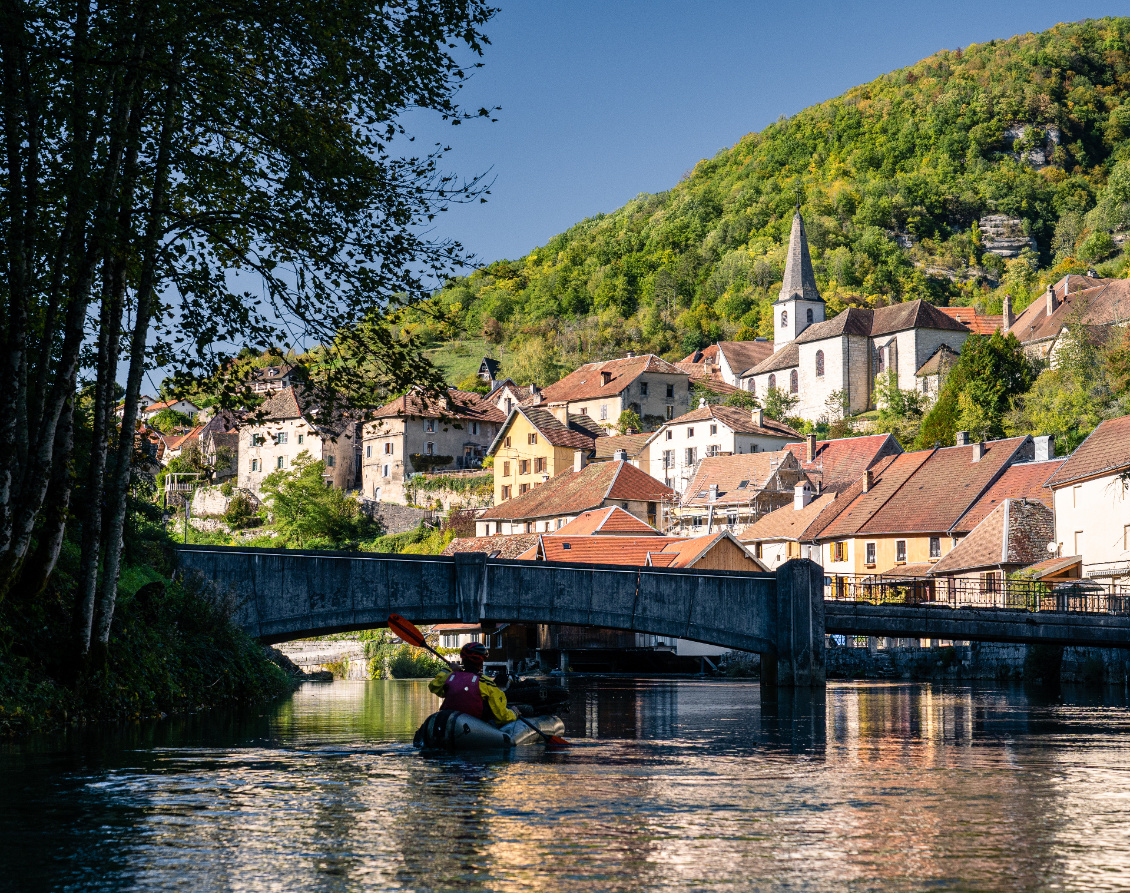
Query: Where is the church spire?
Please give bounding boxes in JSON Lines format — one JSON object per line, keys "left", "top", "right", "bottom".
{"left": 777, "top": 209, "right": 823, "bottom": 305}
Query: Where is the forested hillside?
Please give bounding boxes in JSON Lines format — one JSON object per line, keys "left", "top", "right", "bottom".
{"left": 401, "top": 17, "right": 1130, "bottom": 383}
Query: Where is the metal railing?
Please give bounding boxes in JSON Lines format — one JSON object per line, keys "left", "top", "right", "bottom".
{"left": 825, "top": 574, "right": 1130, "bottom": 616}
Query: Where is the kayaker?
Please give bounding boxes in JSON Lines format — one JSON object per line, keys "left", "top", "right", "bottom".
{"left": 429, "top": 642, "right": 516, "bottom": 725}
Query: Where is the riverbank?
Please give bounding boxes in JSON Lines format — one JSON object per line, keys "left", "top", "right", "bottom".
{"left": 0, "top": 559, "right": 298, "bottom": 738}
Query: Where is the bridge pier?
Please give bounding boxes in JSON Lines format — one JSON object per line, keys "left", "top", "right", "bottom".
{"left": 764, "top": 559, "right": 826, "bottom": 689}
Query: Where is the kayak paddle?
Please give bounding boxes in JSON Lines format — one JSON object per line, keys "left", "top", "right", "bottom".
{"left": 387, "top": 613, "right": 570, "bottom": 747}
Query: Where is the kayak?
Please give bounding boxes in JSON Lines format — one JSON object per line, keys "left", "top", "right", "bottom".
{"left": 413, "top": 709, "right": 565, "bottom": 751}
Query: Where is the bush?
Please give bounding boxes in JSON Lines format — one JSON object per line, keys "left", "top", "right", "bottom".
{"left": 223, "top": 493, "right": 259, "bottom": 529}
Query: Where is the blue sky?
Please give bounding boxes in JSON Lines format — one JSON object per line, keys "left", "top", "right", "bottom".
{"left": 408, "top": 1, "right": 1121, "bottom": 268}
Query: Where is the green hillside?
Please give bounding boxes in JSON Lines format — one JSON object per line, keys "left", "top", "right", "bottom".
{"left": 402, "top": 17, "right": 1130, "bottom": 378}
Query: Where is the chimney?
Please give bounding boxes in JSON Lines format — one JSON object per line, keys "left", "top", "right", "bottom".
{"left": 1046, "top": 283, "right": 1056, "bottom": 316}
{"left": 806, "top": 433, "right": 817, "bottom": 463}
{"left": 613, "top": 448, "right": 628, "bottom": 462}
{"left": 863, "top": 468, "right": 874, "bottom": 492}
{"left": 626, "top": 350, "right": 635, "bottom": 358}
{"left": 1002, "top": 295, "right": 1013, "bottom": 334}
{"left": 549, "top": 401, "right": 570, "bottom": 425}
{"left": 600, "top": 371, "right": 612, "bottom": 386}
{"left": 1034, "top": 434, "right": 1055, "bottom": 462}
{"left": 794, "top": 481, "right": 813, "bottom": 510}
{"left": 573, "top": 449, "right": 586, "bottom": 473}
{"left": 972, "top": 440, "right": 984, "bottom": 463}
{"left": 1087, "top": 268, "right": 1098, "bottom": 278}
{"left": 709, "top": 483, "right": 719, "bottom": 503}
{"left": 752, "top": 408, "right": 763, "bottom": 427}
{"left": 955, "top": 431, "right": 969, "bottom": 447}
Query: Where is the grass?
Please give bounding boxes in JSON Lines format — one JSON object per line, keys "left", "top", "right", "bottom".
{"left": 423, "top": 337, "right": 493, "bottom": 385}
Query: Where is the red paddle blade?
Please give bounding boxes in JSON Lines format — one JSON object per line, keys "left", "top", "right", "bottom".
{"left": 388, "top": 613, "right": 426, "bottom": 647}
{"left": 546, "top": 735, "right": 571, "bottom": 747}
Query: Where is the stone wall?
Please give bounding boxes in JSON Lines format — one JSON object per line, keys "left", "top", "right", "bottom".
{"left": 361, "top": 501, "right": 432, "bottom": 535}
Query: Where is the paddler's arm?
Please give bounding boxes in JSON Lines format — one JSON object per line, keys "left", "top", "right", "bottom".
{"left": 428, "top": 670, "right": 451, "bottom": 696}
{"left": 479, "top": 679, "right": 517, "bottom": 723}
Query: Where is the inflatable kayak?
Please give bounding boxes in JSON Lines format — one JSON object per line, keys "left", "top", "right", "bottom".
{"left": 414, "top": 709, "right": 565, "bottom": 751}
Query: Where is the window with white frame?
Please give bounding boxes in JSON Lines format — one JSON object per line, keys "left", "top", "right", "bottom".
{"left": 896, "top": 540, "right": 907, "bottom": 563}
{"left": 865, "top": 542, "right": 876, "bottom": 565}
{"left": 276, "top": 431, "right": 288, "bottom": 444}
{"left": 709, "top": 424, "right": 717, "bottom": 435}
{"left": 424, "top": 419, "right": 436, "bottom": 433}
{"left": 600, "top": 404, "right": 607, "bottom": 420}
{"left": 663, "top": 450, "right": 674, "bottom": 469}
{"left": 384, "top": 442, "right": 393, "bottom": 455}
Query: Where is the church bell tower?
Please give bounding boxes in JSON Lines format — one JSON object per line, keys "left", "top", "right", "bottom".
{"left": 774, "top": 206, "right": 825, "bottom": 344}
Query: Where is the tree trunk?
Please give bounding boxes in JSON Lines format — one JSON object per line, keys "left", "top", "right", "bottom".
{"left": 18, "top": 393, "right": 74, "bottom": 599}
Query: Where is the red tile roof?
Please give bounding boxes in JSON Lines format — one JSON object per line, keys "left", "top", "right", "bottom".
{"left": 526, "top": 531, "right": 759, "bottom": 570}
{"left": 716, "top": 341, "right": 776, "bottom": 376}
{"left": 951, "top": 459, "right": 1062, "bottom": 534}
{"left": 373, "top": 386, "right": 505, "bottom": 424}
{"left": 784, "top": 433, "right": 902, "bottom": 494}
{"left": 592, "top": 433, "right": 651, "bottom": 460}
{"left": 442, "top": 535, "right": 540, "bottom": 558}
{"left": 681, "top": 450, "right": 801, "bottom": 507}
{"left": 930, "top": 499, "right": 1054, "bottom": 575}
{"left": 689, "top": 375, "right": 742, "bottom": 396}
{"left": 555, "top": 506, "right": 661, "bottom": 536}
{"left": 1045, "top": 415, "right": 1130, "bottom": 488}
{"left": 537, "top": 354, "right": 688, "bottom": 403}
{"left": 478, "top": 460, "right": 673, "bottom": 522}
{"left": 1009, "top": 274, "right": 1124, "bottom": 344}
{"left": 661, "top": 404, "right": 800, "bottom": 439}
{"left": 737, "top": 492, "right": 836, "bottom": 542}
{"left": 820, "top": 452, "right": 930, "bottom": 538}
{"left": 938, "top": 306, "right": 1002, "bottom": 335}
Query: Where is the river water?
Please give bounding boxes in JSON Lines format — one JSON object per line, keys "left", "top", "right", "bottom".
{"left": 4, "top": 678, "right": 1130, "bottom": 892}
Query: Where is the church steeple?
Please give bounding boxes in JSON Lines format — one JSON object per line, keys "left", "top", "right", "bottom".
{"left": 777, "top": 208, "right": 823, "bottom": 305}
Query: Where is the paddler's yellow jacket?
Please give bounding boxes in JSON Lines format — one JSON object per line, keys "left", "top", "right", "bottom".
{"left": 429, "top": 670, "right": 517, "bottom": 724}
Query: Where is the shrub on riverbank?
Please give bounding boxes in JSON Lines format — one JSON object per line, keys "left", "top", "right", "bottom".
{"left": 0, "top": 554, "right": 294, "bottom": 737}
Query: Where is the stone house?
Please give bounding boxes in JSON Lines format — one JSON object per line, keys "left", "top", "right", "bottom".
{"left": 644, "top": 404, "right": 800, "bottom": 494}
{"left": 474, "top": 460, "right": 673, "bottom": 536}
{"left": 914, "top": 344, "right": 960, "bottom": 401}
{"left": 1046, "top": 415, "right": 1130, "bottom": 581}
{"left": 361, "top": 386, "right": 505, "bottom": 504}
{"left": 534, "top": 353, "right": 691, "bottom": 431}
{"left": 670, "top": 449, "right": 807, "bottom": 536}
{"left": 488, "top": 405, "right": 604, "bottom": 506}
{"left": 1008, "top": 273, "right": 1127, "bottom": 364}
{"left": 238, "top": 387, "right": 360, "bottom": 496}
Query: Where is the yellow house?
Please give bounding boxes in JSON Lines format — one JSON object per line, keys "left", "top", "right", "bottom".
{"left": 488, "top": 405, "right": 604, "bottom": 505}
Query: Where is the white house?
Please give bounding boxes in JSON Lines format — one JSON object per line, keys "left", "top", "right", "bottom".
{"left": 1046, "top": 416, "right": 1130, "bottom": 582}
{"left": 141, "top": 397, "right": 201, "bottom": 420}
{"left": 645, "top": 404, "right": 801, "bottom": 494}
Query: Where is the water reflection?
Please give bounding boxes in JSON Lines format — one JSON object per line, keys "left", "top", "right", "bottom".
{"left": 3, "top": 679, "right": 1130, "bottom": 892}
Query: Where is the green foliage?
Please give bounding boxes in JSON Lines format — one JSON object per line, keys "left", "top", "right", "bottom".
{"left": 415, "top": 472, "right": 493, "bottom": 497}
{"left": 455, "top": 373, "right": 490, "bottom": 394}
{"left": 359, "top": 521, "right": 452, "bottom": 555}
{"left": 873, "top": 371, "right": 927, "bottom": 444}
{"left": 916, "top": 332, "right": 1034, "bottom": 447}
{"left": 223, "top": 493, "right": 260, "bottom": 530}
{"left": 364, "top": 631, "right": 450, "bottom": 679}
{"left": 149, "top": 408, "right": 196, "bottom": 433}
{"left": 408, "top": 454, "right": 455, "bottom": 474}
{"left": 261, "top": 451, "right": 381, "bottom": 548}
{"left": 616, "top": 409, "right": 643, "bottom": 434}
{"left": 762, "top": 387, "right": 799, "bottom": 425}
{"left": 400, "top": 19, "right": 1130, "bottom": 368}
{"left": 722, "top": 390, "right": 760, "bottom": 410}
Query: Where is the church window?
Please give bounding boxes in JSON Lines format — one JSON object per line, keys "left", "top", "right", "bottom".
{"left": 807, "top": 308, "right": 814, "bottom": 324}
{"left": 749, "top": 379, "right": 756, "bottom": 396}
{"left": 815, "top": 350, "right": 825, "bottom": 378}
{"left": 781, "top": 310, "right": 788, "bottom": 327}
{"left": 768, "top": 374, "right": 776, "bottom": 390}
{"left": 790, "top": 370, "right": 799, "bottom": 394}
{"left": 877, "top": 347, "right": 885, "bottom": 374}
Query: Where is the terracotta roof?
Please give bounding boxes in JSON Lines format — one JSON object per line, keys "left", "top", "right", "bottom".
{"left": 868, "top": 300, "right": 971, "bottom": 337}
{"left": 930, "top": 499, "right": 1054, "bottom": 575}
{"left": 554, "top": 506, "right": 661, "bottom": 536}
{"left": 681, "top": 450, "right": 800, "bottom": 508}
{"left": 144, "top": 398, "right": 200, "bottom": 413}
{"left": 1045, "top": 415, "right": 1130, "bottom": 488}
{"left": 915, "top": 344, "right": 960, "bottom": 377}
{"left": 784, "top": 433, "right": 903, "bottom": 494}
{"left": 489, "top": 406, "right": 602, "bottom": 455}
{"left": 689, "top": 375, "right": 741, "bottom": 395}
{"left": 478, "top": 460, "right": 673, "bottom": 522}
{"left": 526, "top": 530, "right": 759, "bottom": 570}
{"left": 537, "top": 354, "right": 688, "bottom": 403}
{"left": 747, "top": 341, "right": 800, "bottom": 375}
{"left": 593, "top": 433, "right": 651, "bottom": 460}
{"left": 372, "top": 386, "right": 505, "bottom": 424}
{"left": 938, "top": 306, "right": 1002, "bottom": 335}
{"left": 1010, "top": 276, "right": 1129, "bottom": 345}
{"left": 677, "top": 344, "right": 721, "bottom": 379}
{"left": 164, "top": 424, "right": 206, "bottom": 452}
{"left": 1018, "top": 555, "right": 1083, "bottom": 580}
{"left": 876, "top": 562, "right": 935, "bottom": 577}
{"left": 820, "top": 452, "right": 932, "bottom": 538}
{"left": 737, "top": 493, "right": 836, "bottom": 542}
{"left": 951, "top": 459, "right": 1062, "bottom": 534}
{"left": 259, "top": 386, "right": 305, "bottom": 420}
{"left": 442, "top": 535, "right": 540, "bottom": 559}
{"left": 716, "top": 341, "right": 776, "bottom": 376}
{"left": 658, "top": 404, "right": 801, "bottom": 440}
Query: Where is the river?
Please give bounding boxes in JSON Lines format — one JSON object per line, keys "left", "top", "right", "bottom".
{"left": 4, "top": 678, "right": 1130, "bottom": 892}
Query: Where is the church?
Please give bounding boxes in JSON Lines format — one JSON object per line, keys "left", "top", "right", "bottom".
{"left": 740, "top": 210, "right": 971, "bottom": 423}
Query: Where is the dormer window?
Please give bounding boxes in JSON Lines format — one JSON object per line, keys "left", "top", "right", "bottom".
{"left": 601, "top": 371, "right": 612, "bottom": 386}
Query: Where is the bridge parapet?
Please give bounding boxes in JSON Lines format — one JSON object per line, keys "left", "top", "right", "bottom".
{"left": 176, "top": 545, "right": 827, "bottom": 688}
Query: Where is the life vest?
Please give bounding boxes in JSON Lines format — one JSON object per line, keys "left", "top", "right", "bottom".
{"left": 440, "top": 671, "right": 484, "bottom": 718}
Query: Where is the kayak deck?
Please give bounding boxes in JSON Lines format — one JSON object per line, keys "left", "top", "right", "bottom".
{"left": 414, "top": 710, "right": 565, "bottom": 751}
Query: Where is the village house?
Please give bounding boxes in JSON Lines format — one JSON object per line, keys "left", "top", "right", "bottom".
{"left": 645, "top": 404, "right": 801, "bottom": 494}
{"left": 1045, "top": 415, "right": 1130, "bottom": 583}
{"left": 678, "top": 341, "right": 776, "bottom": 389}
{"left": 245, "top": 363, "right": 300, "bottom": 394}
{"left": 474, "top": 460, "right": 673, "bottom": 535}
{"left": 484, "top": 378, "right": 540, "bottom": 416}
{"left": 198, "top": 410, "right": 242, "bottom": 481}
{"left": 735, "top": 210, "right": 971, "bottom": 422}
{"left": 1008, "top": 273, "right": 1128, "bottom": 364}
{"left": 669, "top": 449, "right": 808, "bottom": 536}
{"left": 477, "top": 356, "right": 502, "bottom": 384}
{"left": 115, "top": 393, "right": 156, "bottom": 419}
{"left": 488, "top": 405, "right": 604, "bottom": 506}
{"left": 361, "top": 386, "right": 505, "bottom": 504}
{"left": 591, "top": 433, "right": 650, "bottom": 469}
{"left": 785, "top": 432, "right": 903, "bottom": 494}
{"left": 238, "top": 387, "right": 359, "bottom": 496}
{"left": 534, "top": 353, "right": 692, "bottom": 431}
{"left": 141, "top": 397, "right": 200, "bottom": 421}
